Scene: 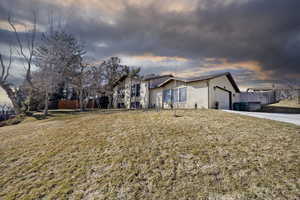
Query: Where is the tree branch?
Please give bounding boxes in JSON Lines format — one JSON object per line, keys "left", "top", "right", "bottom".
{"left": 0, "top": 54, "right": 5, "bottom": 82}
{"left": 4, "top": 47, "right": 13, "bottom": 81}
{"left": 8, "top": 16, "right": 29, "bottom": 63}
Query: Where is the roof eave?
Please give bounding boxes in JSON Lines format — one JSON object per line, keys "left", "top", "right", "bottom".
{"left": 156, "top": 72, "right": 240, "bottom": 93}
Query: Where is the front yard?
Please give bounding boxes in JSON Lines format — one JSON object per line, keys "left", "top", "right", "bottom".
{"left": 0, "top": 109, "right": 299, "bottom": 199}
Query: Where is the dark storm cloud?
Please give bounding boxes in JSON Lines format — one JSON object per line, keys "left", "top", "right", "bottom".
{"left": 0, "top": 29, "right": 13, "bottom": 45}
{"left": 64, "top": 0, "right": 300, "bottom": 79}
{"left": 0, "top": 0, "right": 299, "bottom": 85}
{"left": 193, "top": 0, "right": 300, "bottom": 76}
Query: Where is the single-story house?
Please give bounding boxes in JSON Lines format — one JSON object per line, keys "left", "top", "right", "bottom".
{"left": 113, "top": 72, "right": 240, "bottom": 110}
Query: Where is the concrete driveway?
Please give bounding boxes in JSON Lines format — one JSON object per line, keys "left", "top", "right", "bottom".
{"left": 224, "top": 110, "right": 300, "bottom": 126}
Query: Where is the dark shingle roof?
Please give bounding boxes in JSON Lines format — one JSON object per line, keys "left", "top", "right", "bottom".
{"left": 157, "top": 72, "right": 240, "bottom": 92}
{"left": 142, "top": 74, "right": 174, "bottom": 89}
{"left": 142, "top": 74, "right": 173, "bottom": 81}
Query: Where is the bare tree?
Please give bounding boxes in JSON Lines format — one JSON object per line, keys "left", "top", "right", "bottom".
{"left": 35, "top": 30, "right": 86, "bottom": 113}
{"left": 8, "top": 13, "right": 37, "bottom": 112}
{"left": 101, "top": 57, "right": 130, "bottom": 108}
{"left": 31, "top": 66, "right": 60, "bottom": 115}
{"left": 128, "top": 67, "right": 141, "bottom": 108}
{"left": 0, "top": 48, "right": 24, "bottom": 114}
{"left": 71, "top": 61, "right": 91, "bottom": 111}
{"left": 90, "top": 64, "right": 105, "bottom": 109}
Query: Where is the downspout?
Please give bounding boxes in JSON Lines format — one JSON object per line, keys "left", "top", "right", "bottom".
{"left": 207, "top": 80, "right": 210, "bottom": 109}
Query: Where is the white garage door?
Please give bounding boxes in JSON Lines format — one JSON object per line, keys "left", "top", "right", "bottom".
{"left": 215, "top": 88, "right": 230, "bottom": 110}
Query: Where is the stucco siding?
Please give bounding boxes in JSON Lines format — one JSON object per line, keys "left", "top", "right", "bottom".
{"left": 113, "top": 77, "right": 144, "bottom": 109}
{"left": 149, "top": 88, "right": 163, "bottom": 108}
{"left": 208, "top": 75, "right": 238, "bottom": 109}
{"left": 187, "top": 81, "right": 209, "bottom": 109}
{"left": 151, "top": 80, "right": 209, "bottom": 109}
{"left": 140, "top": 81, "right": 149, "bottom": 108}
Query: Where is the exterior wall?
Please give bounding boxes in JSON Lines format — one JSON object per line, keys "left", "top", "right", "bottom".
{"left": 149, "top": 80, "right": 209, "bottom": 109}
{"left": 113, "top": 81, "right": 125, "bottom": 108}
{"left": 113, "top": 77, "right": 146, "bottom": 109}
{"left": 140, "top": 81, "right": 149, "bottom": 108}
{"left": 208, "top": 75, "right": 238, "bottom": 109}
{"left": 161, "top": 81, "right": 187, "bottom": 109}
{"left": 187, "top": 81, "right": 209, "bottom": 109}
{"left": 149, "top": 88, "right": 163, "bottom": 108}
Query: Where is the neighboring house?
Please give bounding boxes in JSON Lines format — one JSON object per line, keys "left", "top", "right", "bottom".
{"left": 113, "top": 74, "right": 173, "bottom": 109}
{"left": 113, "top": 72, "right": 240, "bottom": 110}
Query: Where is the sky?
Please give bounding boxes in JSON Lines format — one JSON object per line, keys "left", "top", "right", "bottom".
{"left": 0, "top": 0, "right": 300, "bottom": 102}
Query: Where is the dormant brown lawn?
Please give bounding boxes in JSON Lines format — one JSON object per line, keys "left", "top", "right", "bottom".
{"left": 0, "top": 110, "right": 299, "bottom": 199}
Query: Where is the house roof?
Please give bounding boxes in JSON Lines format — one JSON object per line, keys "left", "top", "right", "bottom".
{"left": 157, "top": 72, "right": 240, "bottom": 93}
{"left": 113, "top": 74, "right": 174, "bottom": 89}
{"left": 143, "top": 74, "right": 174, "bottom": 89}
{"left": 142, "top": 74, "right": 173, "bottom": 81}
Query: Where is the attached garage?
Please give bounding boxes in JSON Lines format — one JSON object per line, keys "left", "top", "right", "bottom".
{"left": 214, "top": 86, "right": 232, "bottom": 110}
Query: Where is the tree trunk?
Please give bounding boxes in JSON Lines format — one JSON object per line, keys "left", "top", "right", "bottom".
{"left": 93, "top": 95, "right": 96, "bottom": 110}
{"left": 1, "top": 84, "right": 22, "bottom": 115}
{"left": 96, "top": 95, "right": 101, "bottom": 109}
{"left": 27, "top": 87, "right": 33, "bottom": 112}
{"left": 44, "top": 88, "right": 49, "bottom": 116}
{"left": 108, "top": 94, "right": 113, "bottom": 109}
{"left": 79, "top": 88, "right": 84, "bottom": 112}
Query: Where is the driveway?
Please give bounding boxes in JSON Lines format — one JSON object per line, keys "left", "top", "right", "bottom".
{"left": 223, "top": 110, "right": 300, "bottom": 126}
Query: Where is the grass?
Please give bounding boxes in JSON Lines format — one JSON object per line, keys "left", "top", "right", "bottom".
{"left": 271, "top": 99, "right": 300, "bottom": 108}
{"left": 261, "top": 99, "right": 300, "bottom": 114}
{"left": 0, "top": 109, "right": 299, "bottom": 199}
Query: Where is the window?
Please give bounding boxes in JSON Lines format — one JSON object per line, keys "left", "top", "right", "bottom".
{"left": 131, "top": 85, "right": 135, "bottom": 97}
{"left": 172, "top": 88, "right": 179, "bottom": 102}
{"left": 136, "top": 84, "right": 140, "bottom": 97}
{"left": 163, "top": 89, "right": 172, "bottom": 103}
{"left": 179, "top": 87, "right": 187, "bottom": 102}
{"left": 131, "top": 84, "right": 141, "bottom": 97}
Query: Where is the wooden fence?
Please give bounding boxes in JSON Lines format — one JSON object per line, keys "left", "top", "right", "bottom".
{"left": 58, "top": 100, "right": 79, "bottom": 109}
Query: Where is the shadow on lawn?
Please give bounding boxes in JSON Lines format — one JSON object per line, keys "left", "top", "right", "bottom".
{"left": 32, "top": 110, "right": 82, "bottom": 120}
